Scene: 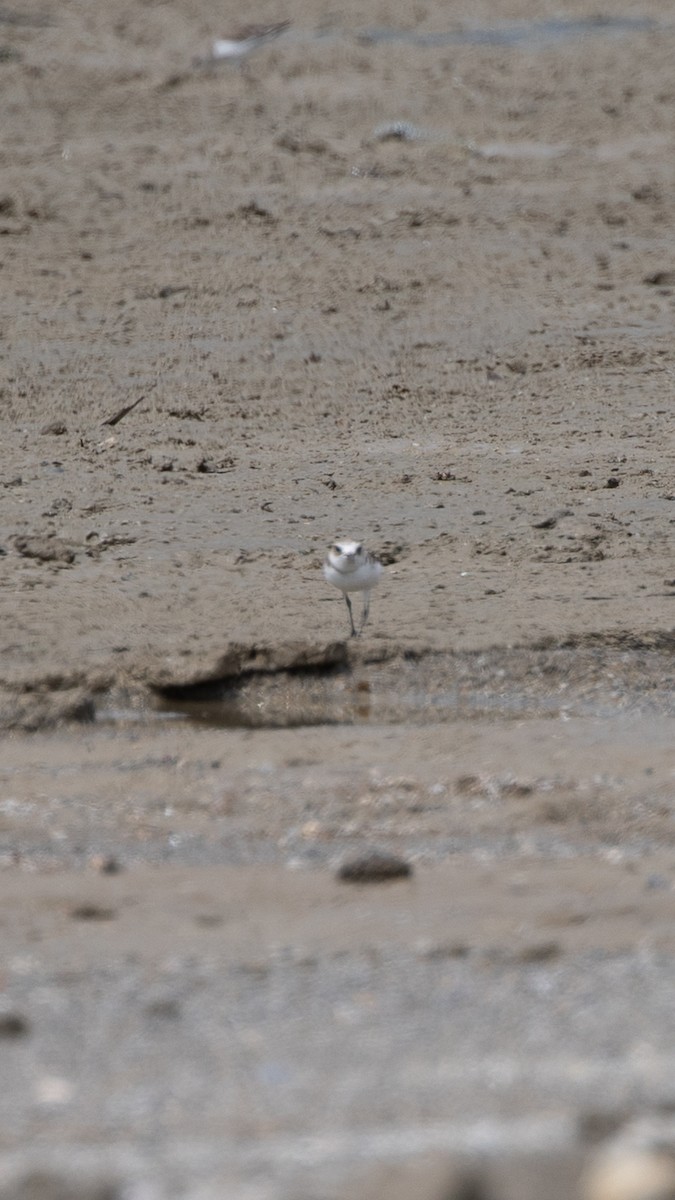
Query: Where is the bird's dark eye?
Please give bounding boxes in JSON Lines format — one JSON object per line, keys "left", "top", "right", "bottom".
{"left": 355, "top": 543, "right": 362, "bottom": 553}
{"left": 333, "top": 544, "right": 341, "bottom": 554}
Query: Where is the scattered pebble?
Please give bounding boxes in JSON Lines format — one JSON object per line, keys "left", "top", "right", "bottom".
{"left": 514, "top": 939, "right": 561, "bottom": 963}
{"left": 499, "top": 780, "right": 534, "bottom": 798}
{"left": 417, "top": 940, "right": 470, "bottom": 960}
{"left": 484, "top": 939, "right": 561, "bottom": 965}
{"left": 455, "top": 774, "right": 485, "bottom": 796}
{"left": 88, "top": 855, "right": 122, "bottom": 875}
{"left": 193, "top": 913, "right": 223, "bottom": 927}
{"left": 144, "top": 997, "right": 181, "bottom": 1020}
{"left": 156, "top": 284, "right": 187, "bottom": 299}
{"left": 644, "top": 270, "right": 675, "bottom": 286}
{"left": 337, "top": 849, "right": 412, "bottom": 883}
{"left": 0, "top": 1011, "right": 30, "bottom": 1039}
{"left": 69, "top": 905, "right": 116, "bottom": 922}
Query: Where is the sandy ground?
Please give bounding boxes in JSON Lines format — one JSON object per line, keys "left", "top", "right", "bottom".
{"left": 1, "top": 0, "right": 675, "bottom": 1196}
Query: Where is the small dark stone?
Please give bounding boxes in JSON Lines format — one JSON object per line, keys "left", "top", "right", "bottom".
{"left": 420, "top": 942, "right": 470, "bottom": 960}
{"left": 0, "top": 1012, "right": 30, "bottom": 1038}
{"left": 69, "top": 905, "right": 116, "bottom": 921}
{"left": 515, "top": 940, "right": 561, "bottom": 963}
{"left": 157, "top": 284, "right": 188, "bottom": 299}
{"left": 500, "top": 780, "right": 534, "bottom": 797}
{"left": 644, "top": 270, "right": 675, "bottom": 286}
{"left": 65, "top": 697, "right": 96, "bottom": 724}
{"left": 145, "top": 997, "right": 181, "bottom": 1020}
{"left": 484, "top": 939, "right": 561, "bottom": 966}
{"left": 337, "top": 849, "right": 412, "bottom": 884}
{"left": 455, "top": 774, "right": 484, "bottom": 796}
{"left": 605, "top": 476, "right": 620, "bottom": 488}
{"left": 89, "top": 855, "right": 122, "bottom": 874}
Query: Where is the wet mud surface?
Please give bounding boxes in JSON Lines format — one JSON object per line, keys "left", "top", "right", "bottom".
{"left": 1, "top": 0, "right": 675, "bottom": 1196}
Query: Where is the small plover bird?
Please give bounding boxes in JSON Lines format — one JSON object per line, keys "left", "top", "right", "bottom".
{"left": 194, "top": 21, "right": 290, "bottom": 68}
{"left": 323, "top": 540, "right": 383, "bottom": 638}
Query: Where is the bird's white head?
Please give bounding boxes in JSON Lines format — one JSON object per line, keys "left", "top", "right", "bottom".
{"left": 328, "top": 540, "right": 365, "bottom": 571}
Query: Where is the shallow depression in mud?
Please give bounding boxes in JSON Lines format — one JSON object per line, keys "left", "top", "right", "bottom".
{"left": 98, "top": 645, "right": 675, "bottom": 730}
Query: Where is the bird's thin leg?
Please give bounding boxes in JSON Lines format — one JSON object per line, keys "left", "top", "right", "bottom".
{"left": 344, "top": 593, "right": 358, "bottom": 637}
{"left": 359, "top": 591, "right": 371, "bottom": 634}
